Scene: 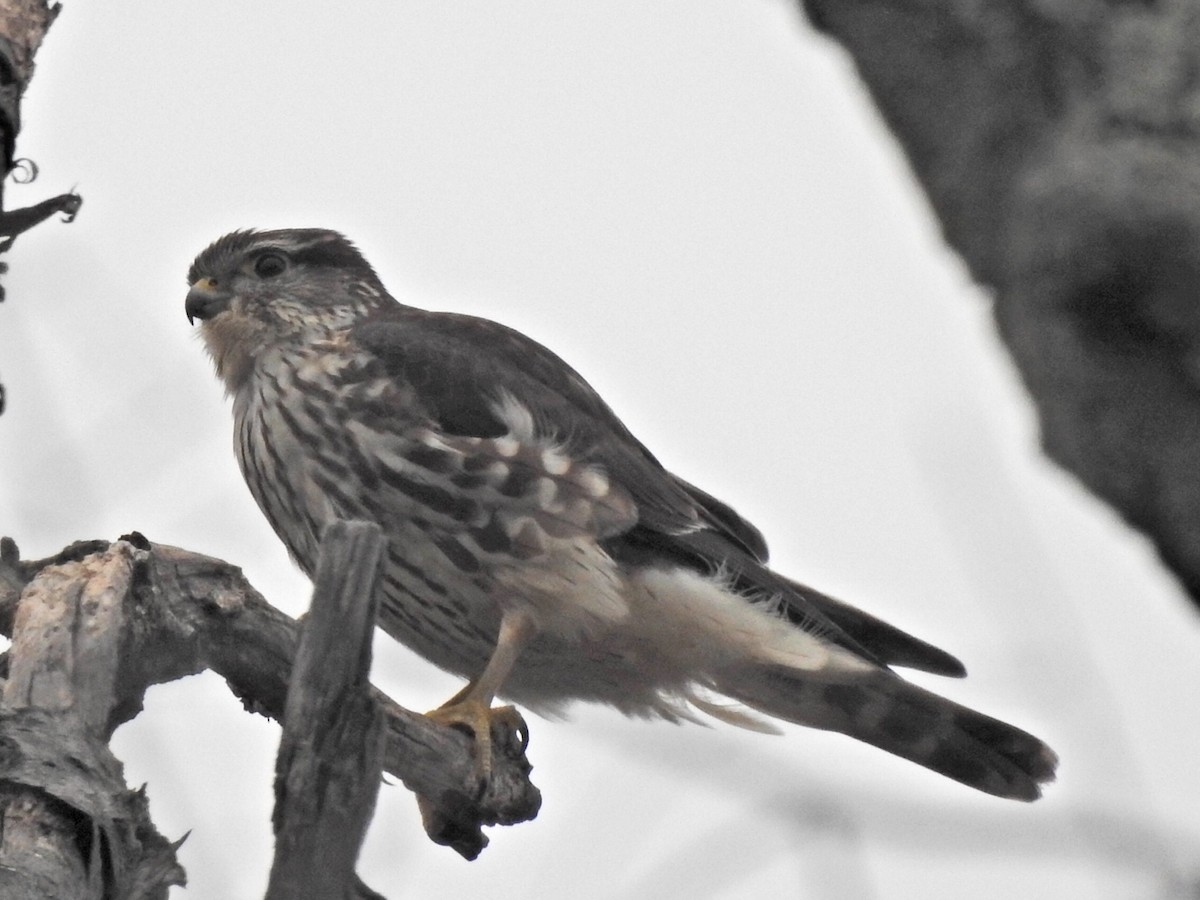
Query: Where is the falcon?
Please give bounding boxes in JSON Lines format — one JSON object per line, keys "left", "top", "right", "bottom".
{"left": 185, "top": 228, "right": 1057, "bottom": 800}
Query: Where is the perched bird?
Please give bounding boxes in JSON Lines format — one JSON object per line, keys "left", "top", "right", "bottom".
{"left": 186, "top": 228, "right": 1057, "bottom": 800}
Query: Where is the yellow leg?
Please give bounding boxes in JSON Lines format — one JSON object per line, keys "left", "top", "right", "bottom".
{"left": 424, "top": 608, "right": 535, "bottom": 780}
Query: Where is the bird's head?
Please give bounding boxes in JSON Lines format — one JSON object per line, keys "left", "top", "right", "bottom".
{"left": 186, "top": 228, "right": 390, "bottom": 390}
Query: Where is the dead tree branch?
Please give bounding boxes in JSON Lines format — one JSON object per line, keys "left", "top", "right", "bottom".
{"left": 0, "top": 0, "right": 81, "bottom": 414}
{"left": 801, "top": 1, "right": 1200, "bottom": 610}
{"left": 0, "top": 540, "right": 186, "bottom": 898}
{"left": 267, "top": 521, "right": 387, "bottom": 900}
{"left": 0, "top": 533, "right": 542, "bottom": 892}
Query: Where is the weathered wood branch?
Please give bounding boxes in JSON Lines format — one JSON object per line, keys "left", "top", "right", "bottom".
{"left": 0, "top": 534, "right": 542, "bottom": 882}
{"left": 0, "top": 190, "right": 80, "bottom": 240}
{"left": 0, "top": 540, "right": 186, "bottom": 898}
{"left": 800, "top": 1, "right": 1200, "bottom": 610}
{"left": 0, "top": 0, "right": 59, "bottom": 171}
{"left": 267, "top": 521, "right": 387, "bottom": 900}
{"left": 0, "top": 0, "right": 80, "bottom": 247}
{"left": 0, "top": 0, "right": 81, "bottom": 416}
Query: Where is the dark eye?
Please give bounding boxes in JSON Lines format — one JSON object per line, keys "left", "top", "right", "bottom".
{"left": 254, "top": 252, "right": 288, "bottom": 278}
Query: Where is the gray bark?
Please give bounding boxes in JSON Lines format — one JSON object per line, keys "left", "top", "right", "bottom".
{"left": 267, "top": 521, "right": 387, "bottom": 899}
{"left": 0, "top": 534, "right": 542, "bottom": 894}
{"left": 0, "top": 0, "right": 81, "bottom": 412}
{"left": 801, "top": 0, "right": 1200, "bottom": 608}
{"left": 0, "top": 540, "right": 186, "bottom": 898}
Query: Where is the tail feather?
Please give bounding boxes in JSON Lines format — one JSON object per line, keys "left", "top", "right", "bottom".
{"left": 719, "top": 665, "right": 1057, "bottom": 801}
{"left": 778, "top": 577, "right": 968, "bottom": 678}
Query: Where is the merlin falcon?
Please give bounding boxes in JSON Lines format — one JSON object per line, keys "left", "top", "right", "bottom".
{"left": 185, "top": 228, "right": 1057, "bottom": 800}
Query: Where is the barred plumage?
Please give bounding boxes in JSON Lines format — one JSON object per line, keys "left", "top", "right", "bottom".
{"left": 186, "top": 228, "right": 1057, "bottom": 800}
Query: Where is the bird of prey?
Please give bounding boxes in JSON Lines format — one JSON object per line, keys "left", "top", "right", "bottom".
{"left": 186, "top": 228, "right": 1057, "bottom": 801}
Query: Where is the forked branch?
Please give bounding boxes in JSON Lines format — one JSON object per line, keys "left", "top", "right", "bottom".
{"left": 0, "top": 532, "right": 542, "bottom": 895}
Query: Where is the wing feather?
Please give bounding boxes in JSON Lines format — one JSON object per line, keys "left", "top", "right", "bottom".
{"left": 352, "top": 307, "right": 703, "bottom": 535}
{"left": 350, "top": 306, "right": 962, "bottom": 676}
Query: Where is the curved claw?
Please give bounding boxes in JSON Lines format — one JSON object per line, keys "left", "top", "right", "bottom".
{"left": 425, "top": 700, "right": 525, "bottom": 784}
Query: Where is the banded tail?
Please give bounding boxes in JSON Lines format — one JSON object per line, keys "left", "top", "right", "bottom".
{"left": 719, "top": 664, "right": 1058, "bottom": 801}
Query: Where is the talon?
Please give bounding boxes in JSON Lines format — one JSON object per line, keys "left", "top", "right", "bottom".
{"left": 413, "top": 609, "right": 536, "bottom": 839}
{"left": 425, "top": 699, "right": 524, "bottom": 783}
{"left": 490, "top": 705, "right": 528, "bottom": 754}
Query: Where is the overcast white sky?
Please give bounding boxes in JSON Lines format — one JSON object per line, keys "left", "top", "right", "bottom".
{"left": 1, "top": 2, "right": 1198, "bottom": 898}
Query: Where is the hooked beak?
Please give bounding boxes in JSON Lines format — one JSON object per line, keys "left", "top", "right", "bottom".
{"left": 185, "top": 277, "right": 232, "bottom": 325}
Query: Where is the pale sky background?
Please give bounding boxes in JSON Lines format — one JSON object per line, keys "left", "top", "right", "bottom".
{"left": 1, "top": 3, "right": 1198, "bottom": 898}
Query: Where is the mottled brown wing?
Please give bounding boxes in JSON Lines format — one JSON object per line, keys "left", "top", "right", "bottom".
{"left": 351, "top": 306, "right": 766, "bottom": 550}
{"left": 350, "top": 305, "right": 963, "bottom": 674}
